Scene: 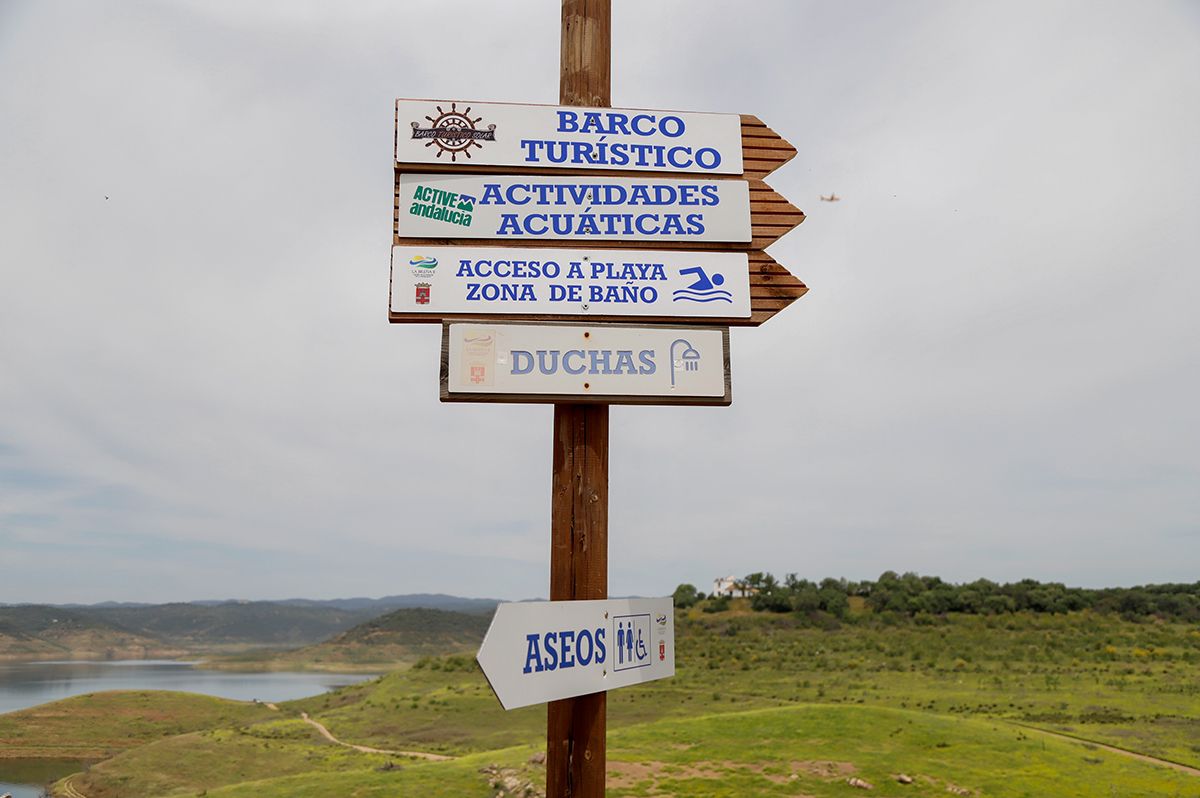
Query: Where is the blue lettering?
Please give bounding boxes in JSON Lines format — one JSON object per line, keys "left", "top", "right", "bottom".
{"left": 631, "top": 114, "right": 655, "bottom": 136}
{"left": 523, "top": 633, "right": 543, "bottom": 673}
{"left": 543, "top": 631, "right": 559, "bottom": 671}
{"left": 497, "top": 214, "right": 522, "bottom": 235}
{"left": 480, "top": 184, "right": 503, "bottom": 205}
{"left": 560, "top": 630, "right": 576, "bottom": 668}
{"left": 589, "top": 350, "right": 613, "bottom": 374}
{"left": 505, "top": 184, "right": 531, "bottom": 205}
{"left": 520, "top": 139, "right": 541, "bottom": 161}
{"left": 614, "top": 350, "right": 637, "bottom": 375}
{"left": 537, "top": 350, "right": 560, "bottom": 375}
{"left": 511, "top": 350, "right": 534, "bottom": 375}
{"left": 595, "top": 627, "right": 606, "bottom": 663}
{"left": 695, "top": 147, "right": 721, "bottom": 169}
{"left": 666, "top": 146, "right": 691, "bottom": 169}
{"left": 577, "top": 629, "right": 594, "bottom": 666}
{"left": 563, "top": 350, "right": 587, "bottom": 375}
{"left": 557, "top": 110, "right": 579, "bottom": 132}
{"left": 638, "top": 350, "right": 655, "bottom": 374}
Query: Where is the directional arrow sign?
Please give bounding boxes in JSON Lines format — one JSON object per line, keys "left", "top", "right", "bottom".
{"left": 394, "top": 100, "right": 797, "bottom": 181}
{"left": 476, "top": 598, "right": 675, "bottom": 710}
{"left": 396, "top": 173, "right": 751, "bottom": 243}
{"left": 396, "top": 98, "right": 743, "bottom": 175}
{"left": 390, "top": 247, "right": 805, "bottom": 327}
{"left": 393, "top": 175, "right": 803, "bottom": 251}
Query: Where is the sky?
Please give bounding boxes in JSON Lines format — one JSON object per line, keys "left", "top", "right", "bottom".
{"left": 1, "top": 1, "right": 1197, "bottom": 604}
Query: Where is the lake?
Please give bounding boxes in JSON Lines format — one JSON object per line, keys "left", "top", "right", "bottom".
{"left": 0, "top": 659, "right": 375, "bottom": 797}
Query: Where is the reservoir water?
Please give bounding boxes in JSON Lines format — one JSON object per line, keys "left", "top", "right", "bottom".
{"left": 0, "top": 660, "right": 375, "bottom": 797}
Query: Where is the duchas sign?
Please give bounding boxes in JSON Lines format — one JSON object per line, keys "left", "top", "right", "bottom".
{"left": 395, "top": 99, "right": 743, "bottom": 175}
{"left": 390, "top": 245, "right": 750, "bottom": 319}
{"left": 396, "top": 173, "right": 751, "bottom": 242}
{"left": 443, "top": 322, "right": 729, "bottom": 404}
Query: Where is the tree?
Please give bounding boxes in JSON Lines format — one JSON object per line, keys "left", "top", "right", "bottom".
{"left": 672, "top": 583, "right": 700, "bottom": 609}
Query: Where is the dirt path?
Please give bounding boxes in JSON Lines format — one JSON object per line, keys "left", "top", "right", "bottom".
{"left": 299, "top": 712, "right": 452, "bottom": 761}
{"left": 57, "top": 774, "right": 88, "bottom": 798}
{"left": 1012, "top": 723, "right": 1200, "bottom": 777}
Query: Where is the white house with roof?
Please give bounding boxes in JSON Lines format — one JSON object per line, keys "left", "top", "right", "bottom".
{"left": 713, "top": 576, "right": 739, "bottom": 597}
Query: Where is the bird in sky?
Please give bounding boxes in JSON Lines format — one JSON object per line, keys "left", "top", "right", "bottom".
{"left": 820, "top": 193, "right": 840, "bottom": 202}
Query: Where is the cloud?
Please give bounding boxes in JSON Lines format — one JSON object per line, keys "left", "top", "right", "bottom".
{"left": 1, "top": 1, "right": 1197, "bottom": 602}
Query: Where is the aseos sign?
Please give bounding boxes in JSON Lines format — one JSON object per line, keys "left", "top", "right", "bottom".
{"left": 396, "top": 174, "right": 750, "bottom": 243}
{"left": 391, "top": 246, "right": 750, "bottom": 319}
{"left": 395, "top": 99, "right": 742, "bottom": 175}
{"left": 476, "top": 597, "right": 675, "bottom": 710}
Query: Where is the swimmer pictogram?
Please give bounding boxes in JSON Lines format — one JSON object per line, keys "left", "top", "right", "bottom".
{"left": 672, "top": 266, "right": 733, "bottom": 303}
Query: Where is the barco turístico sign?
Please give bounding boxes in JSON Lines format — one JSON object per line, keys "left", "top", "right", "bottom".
{"left": 396, "top": 99, "right": 743, "bottom": 174}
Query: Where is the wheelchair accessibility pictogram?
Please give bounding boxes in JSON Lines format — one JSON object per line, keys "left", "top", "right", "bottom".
{"left": 612, "top": 613, "right": 652, "bottom": 672}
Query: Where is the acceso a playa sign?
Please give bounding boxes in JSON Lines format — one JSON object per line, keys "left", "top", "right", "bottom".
{"left": 391, "top": 246, "right": 750, "bottom": 319}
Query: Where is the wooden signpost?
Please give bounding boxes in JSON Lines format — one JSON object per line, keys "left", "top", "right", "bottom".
{"left": 389, "top": 1, "right": 806, "bottom": 794}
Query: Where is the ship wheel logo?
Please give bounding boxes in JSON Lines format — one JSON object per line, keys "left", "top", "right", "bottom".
{"left": 410, "top": 102, "right": 497, "bottom": 162}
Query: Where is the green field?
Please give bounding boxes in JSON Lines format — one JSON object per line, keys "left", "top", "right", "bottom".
{"left": 14, "top": 607, "right": 1197, "bottom": 797}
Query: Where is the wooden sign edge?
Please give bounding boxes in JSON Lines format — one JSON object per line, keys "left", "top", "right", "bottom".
{"left": 438, "top": 320, "right": 732, "bottom": 407}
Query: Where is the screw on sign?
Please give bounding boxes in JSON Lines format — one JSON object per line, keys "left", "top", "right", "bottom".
{"left": 410, "top": 102, "right": 497, "bottom": 162}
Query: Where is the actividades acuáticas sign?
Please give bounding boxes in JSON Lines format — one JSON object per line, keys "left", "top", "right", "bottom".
{"left": 395, "top": 99, "right": 742, "bottom": 175}
{"left": 396, "top": 174, "right": 750, "bottom": 242}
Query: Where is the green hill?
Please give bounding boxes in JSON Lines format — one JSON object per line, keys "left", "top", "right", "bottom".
{"left": 0, "top": 606, "right": 179, "bottom": 661}
{"left": 0, "top": 690, "right": 277, "bottom": 758}
{"left": 13, "top": 608, "right": 1196, "bottom": 797}
{"left": 214, "top": 607, "right": 492, "bottom": 669}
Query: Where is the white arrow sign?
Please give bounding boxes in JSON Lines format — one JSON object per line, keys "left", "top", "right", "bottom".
{"left": 392, "top": 245, "right": 751, "bottom": 319}
{"left": 396, "top": 99, "right": 743, "bottom": 175}
{"left": 397, "top": 173, "right": 751, "bottom": 243}
{"left": 476, "top": 598, "right": 675, "bottom": 710}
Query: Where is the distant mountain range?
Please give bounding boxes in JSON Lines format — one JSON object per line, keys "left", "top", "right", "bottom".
{"left": 0, "top": 594, "right": 501, "bottom": 660}
{"left": 12, "top": 593, "right": 501, "bottom": 615}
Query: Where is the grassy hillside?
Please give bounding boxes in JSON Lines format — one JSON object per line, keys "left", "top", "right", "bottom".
{"left": 206, "top": 607, "right": 491, "bottom": 670}
{"left": 0, "top": 691, "right": 276, "bottom": 759}
{"left": 0, "top": 606, "right": 179, "bottom": 661}
{"left": 44, "top": 608, "right": 1200, "bottom": 797}
{"left": 60, "top": 703, "right": 1199, "bottom": 798}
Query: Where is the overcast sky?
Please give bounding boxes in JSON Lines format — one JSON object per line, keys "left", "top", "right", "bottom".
{"left": 1, "top": 1, "right": 1197, "bottom": 604}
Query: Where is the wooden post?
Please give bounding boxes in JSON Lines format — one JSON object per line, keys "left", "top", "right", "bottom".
{"left": 548, "top": 5, "right": 610, "bottom": 796}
